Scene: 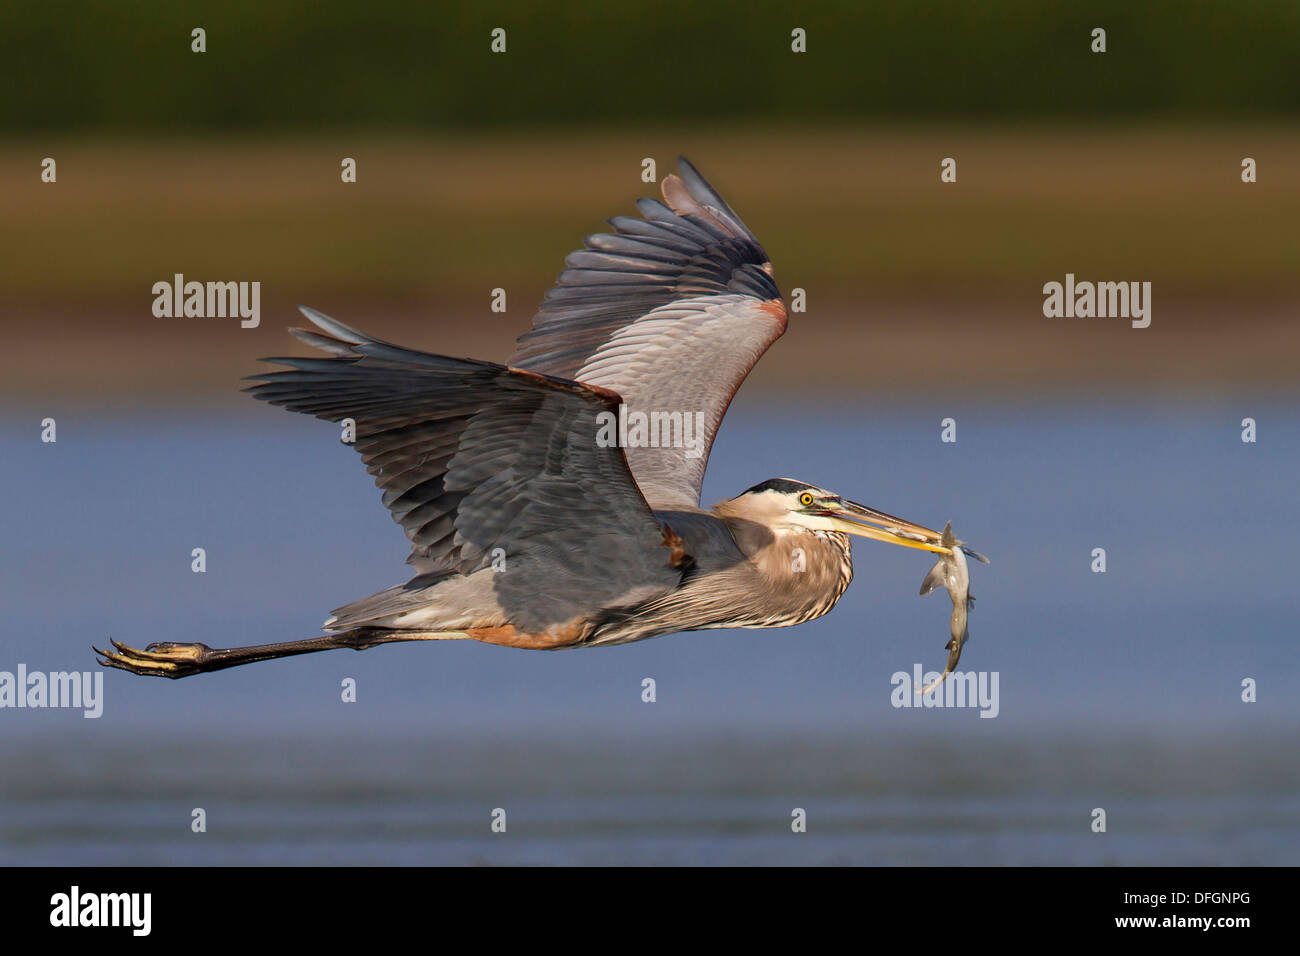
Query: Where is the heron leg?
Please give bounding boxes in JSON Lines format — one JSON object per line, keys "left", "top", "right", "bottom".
{"left": 93, "top": 628, "right": 468, "bottom": 679}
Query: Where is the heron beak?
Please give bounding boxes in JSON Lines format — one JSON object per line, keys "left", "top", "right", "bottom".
{"left": 823, "top": 500, "right": 953, "bottom": 555}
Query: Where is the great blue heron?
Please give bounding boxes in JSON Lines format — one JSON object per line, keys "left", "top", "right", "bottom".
{"left": 98, "top": 158, "right": 981, "bottom": 679}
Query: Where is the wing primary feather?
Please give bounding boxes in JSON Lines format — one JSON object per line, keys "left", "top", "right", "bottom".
{"left": 508, "top": 159, "right": 787, "bottom": 508}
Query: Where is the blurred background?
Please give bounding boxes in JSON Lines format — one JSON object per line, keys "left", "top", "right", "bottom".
{"left": 1, "top": 1, "right": 1297, "bottom": 864}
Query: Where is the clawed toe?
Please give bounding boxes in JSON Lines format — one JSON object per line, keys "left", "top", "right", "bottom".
{"left": 94, "top": 639, "right": 211, "bottom": 679}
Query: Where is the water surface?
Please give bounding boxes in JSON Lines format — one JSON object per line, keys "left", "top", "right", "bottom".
{"left": 1, "top": 395, "right": 1296, "bottom": 864}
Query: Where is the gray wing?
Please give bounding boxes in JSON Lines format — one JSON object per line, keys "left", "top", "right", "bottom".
{"left": 246, "top": 307, "right": 686, "bottom": 633}
{"left": 510, "top": 157, "right": 788, "bottom": 510}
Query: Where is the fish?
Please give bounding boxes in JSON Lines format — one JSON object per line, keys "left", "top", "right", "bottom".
{"left": 916, "top": 521, "right": 989, "bottom": 694}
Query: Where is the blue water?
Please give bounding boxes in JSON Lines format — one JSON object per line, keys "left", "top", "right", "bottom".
{"left": 1, "top": 393, "right": 1297, "bottom": 864}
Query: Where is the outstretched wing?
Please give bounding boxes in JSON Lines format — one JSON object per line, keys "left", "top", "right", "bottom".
{"left": 246, "top": 307, "right": 686, "bottom": 633}
{"left": 510, "top": 157, "right": 787, "bottom": 510}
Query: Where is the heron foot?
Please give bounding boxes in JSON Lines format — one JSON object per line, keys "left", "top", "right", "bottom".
{"left": 94, "top": 639, "right": 212, "bottom": 679}
{"left": 94, "top": 628, "right": 467, "bottom": 679}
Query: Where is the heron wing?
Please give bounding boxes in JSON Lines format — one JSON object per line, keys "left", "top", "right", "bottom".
{"left": 247, "top": 308, "right": 686, "bottom": 632}
{"left": 510, "top": 157, "right": 787, "bottom": 509}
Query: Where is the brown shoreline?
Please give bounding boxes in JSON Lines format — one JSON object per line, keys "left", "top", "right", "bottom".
{"left": 6, "top": 293, "right": 1297, "bottom": 401}
{"left": 4, "top": 127, "right": 1297, "bottom": 400}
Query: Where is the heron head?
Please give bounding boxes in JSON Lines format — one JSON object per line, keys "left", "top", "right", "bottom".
{"left": 735, "top": 478, "right": 955, "bottom": 556}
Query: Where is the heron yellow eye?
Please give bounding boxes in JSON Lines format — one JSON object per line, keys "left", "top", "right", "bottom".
{"left": 799, "top": 492, "right": 815, "bottom": 507}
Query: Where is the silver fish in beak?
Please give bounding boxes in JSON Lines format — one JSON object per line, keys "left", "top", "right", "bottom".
{"left": 916, "top": 521, "right": 989, "bottom": 693}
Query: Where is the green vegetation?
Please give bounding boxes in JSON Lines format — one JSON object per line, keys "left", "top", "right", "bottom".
{"left": 5, "top": 1, "right": 1299, "bottom": 131}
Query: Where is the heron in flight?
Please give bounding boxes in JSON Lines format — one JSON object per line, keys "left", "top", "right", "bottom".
{"left": 99, "top": 158, "right": 979, "bottom": 679}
